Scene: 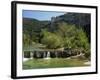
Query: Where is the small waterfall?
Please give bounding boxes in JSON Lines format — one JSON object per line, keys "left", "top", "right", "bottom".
{"left": 55, "top": 51, "right": 58, "bottom": 58}
{"left": 43, "top": 52, "right": 46, "bottom": 58}
{"left": 30, "top": 52, "right": 33, "bottom": 59}
{"left": 45, "top": 51, "right": 50, "bottom": 59}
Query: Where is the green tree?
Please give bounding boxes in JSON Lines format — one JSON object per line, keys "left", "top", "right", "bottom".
{"left": 56, "top": 22, "right": 78, "bottom": 48}
{"left": 23, "top": 33, "right": 30, "bottom": 47}
{"left": 41, "top": 29, "right": 63, "bottom": 49}
{"left": 56, "top": 22, "right": 90, "bottom": 58}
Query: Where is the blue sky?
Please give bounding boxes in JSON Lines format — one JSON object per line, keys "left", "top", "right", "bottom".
{"left": 23, "top": 10, "right": 65, "bottom": 21}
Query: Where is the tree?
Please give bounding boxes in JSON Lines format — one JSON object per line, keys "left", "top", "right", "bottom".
{"left": 23, "top": 33, "right": 30, "bottom": 47}
{"left": 56, "top": 22, "right": 90, "bottom": 58}
{"left": 41, "top": 29, "right": 63, "bottom": 49}
{"left": 56, "top": 22, "right": 78, "bottom": 48}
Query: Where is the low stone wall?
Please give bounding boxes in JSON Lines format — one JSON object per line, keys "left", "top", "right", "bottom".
{"left": 23, "top": 50, "right": 72, "bottom": 59}
{"left": 23, "top": 49, "right": 85, "bottom": 59}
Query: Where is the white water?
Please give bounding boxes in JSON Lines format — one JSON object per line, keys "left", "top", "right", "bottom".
{"left": 45, "top": 51, "right": 50, "bottom": 59}
{"left": 84, "top": 61, "right": 91, "bottom": 65}
{"left": 23, "top": 58, "right": 30, "bottom": 62}
{"left": 30, "top": 52, "right": 33, "bottom": 59}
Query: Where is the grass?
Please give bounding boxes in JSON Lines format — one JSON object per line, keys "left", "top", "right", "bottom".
{"left": 23, "top": 58, "right": 90, "bottom": 69}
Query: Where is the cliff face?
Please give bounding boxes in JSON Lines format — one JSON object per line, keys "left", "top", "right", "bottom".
{"left": 47, "top": 13, "right": 91, "bottom": 42}
{"left": 55, "top": 13, "right": 90, "bottom": 25}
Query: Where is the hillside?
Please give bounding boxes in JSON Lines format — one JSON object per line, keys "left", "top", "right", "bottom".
{"left": 23, "top": 12, "right": 91, "bottom": 44}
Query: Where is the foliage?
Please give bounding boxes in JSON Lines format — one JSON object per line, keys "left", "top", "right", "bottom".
{"left": 23, "top": 33, "right": 30, "bottom": 47}
{"left": 56, "top": 22, "right": 90, "bottom": 57}
{"left": 41, "top": 29, "right": 63, "bottom": 49}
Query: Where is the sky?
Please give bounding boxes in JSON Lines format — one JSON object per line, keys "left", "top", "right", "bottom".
{"left": 23, "top": 10, "right": 65, "bottom": 21}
